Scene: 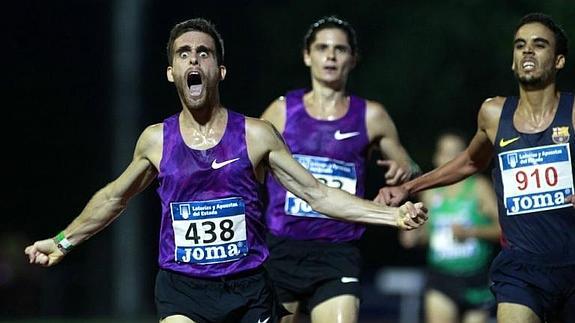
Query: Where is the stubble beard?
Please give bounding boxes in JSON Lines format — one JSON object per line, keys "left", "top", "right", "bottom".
{"left": 515, "top": 69, "right": 554, "bottom": 89}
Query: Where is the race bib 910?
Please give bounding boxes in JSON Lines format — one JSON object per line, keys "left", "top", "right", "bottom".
{"left": 170, "top": 197, "right": 248, "bottom": 265}
{"left": 498, "top": 143, "right": 574, "bottom": 215}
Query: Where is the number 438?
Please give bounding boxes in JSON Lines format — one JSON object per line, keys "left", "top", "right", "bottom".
{"left": 185, "top": 219, "right": 235, "bottom": 244}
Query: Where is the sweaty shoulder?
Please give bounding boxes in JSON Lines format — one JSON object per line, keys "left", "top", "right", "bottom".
{"left": 247, "top": 116, "right": 284, "bottom": 152}
{"left": 478, "top": 96, "right": 506, "bottom": 141}
{"left": 479, "top": 96, "right": 505, "bottom": 121}
{"left": 365, "top": 100, "right": 387, "bottom": 119}
{"left": 260, "top": 96, "right": 287, "bottom": 133}
{"left": 136, "top": 123, "right": 163, "bottom": 167}
{"left": 246, "top": 117, "right": 277, "bottom": 141}
{"left": 365, "top": 99, "right": 397, "bottom": 141}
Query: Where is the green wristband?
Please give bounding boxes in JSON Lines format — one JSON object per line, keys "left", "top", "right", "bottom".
{"left": 55, "top": 231, "right": 66, "bottom": 243}
{"left": 54, "top": 231, "right": 74, "bottom": 254}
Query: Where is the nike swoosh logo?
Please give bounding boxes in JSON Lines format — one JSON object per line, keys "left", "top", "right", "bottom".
{"left": 499, "top": 137, "right": 520, "bottom": 147}
{"left": 257, "top": 317, "right": 270, "bottom": 323}
{"left": 341, "top": 277, "right": 359, "bottom": 283}
{"left": 334, "top": 130, "right": 360, "bottom": 140}
{"left": 211, "top": 158, "right": 240, "bottom": 169}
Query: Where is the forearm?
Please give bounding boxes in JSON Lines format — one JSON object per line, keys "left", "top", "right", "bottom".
{"left": 61, "top": 186, "right": 127, "bottom": 245}
{"left": 403, "top": 153, "right": 481, "bottom": 194}
{"left": 309, "top": 185, "right": 399, "bottom": 226}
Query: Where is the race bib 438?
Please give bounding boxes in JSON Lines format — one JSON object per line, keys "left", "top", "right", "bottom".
{"left": 170, "top": 197, "right": 248, "bottom": 265}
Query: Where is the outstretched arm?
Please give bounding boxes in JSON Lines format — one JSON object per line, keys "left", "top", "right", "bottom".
{"left": 247, "top": 118, "right": 427, "bottom": 229}
{"left": 24, "top": 125, "right": 161, "bottom": 266}
{"left": 376, "top": 98, "right": 502, "bottom": 206}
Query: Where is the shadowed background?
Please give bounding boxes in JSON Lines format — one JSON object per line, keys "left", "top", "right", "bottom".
{"left": 3, "top": 0, "right": 574, "bottom": 321}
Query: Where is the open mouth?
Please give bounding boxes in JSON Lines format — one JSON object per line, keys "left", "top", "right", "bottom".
{"left": 521, "top": 59, "right": 536, "bottom": 71}
{"left": 187, "top": 72, "right": 203, "bottom": 96}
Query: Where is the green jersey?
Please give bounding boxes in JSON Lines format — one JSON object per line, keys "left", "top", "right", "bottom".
{"left": 427, "top": 176, "right": 494, "bottom": 276}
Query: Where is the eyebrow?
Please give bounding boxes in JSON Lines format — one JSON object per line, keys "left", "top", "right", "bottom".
{"left": 313, "top": 42, "right": 350, "bottom": 48}
{"left": 514, "top": 37, "right": 551, "bottom": 45}
{"left": 175, "top": 44, "right": 215, "bottom": 54}
{"left": 175, "top": 45, "right": 191, "bottom": 54}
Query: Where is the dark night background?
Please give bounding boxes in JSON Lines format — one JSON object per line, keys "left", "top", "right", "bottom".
{"left": 2, "top": 0, "right": 575, "bottom": 321}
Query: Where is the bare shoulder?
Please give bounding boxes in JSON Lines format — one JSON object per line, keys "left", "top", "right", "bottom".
{"left": 245, "top": 117, "right": 281, "bottom": 146}
{"left": 266, "top": 96, "right": 286, "bottom": 114}
{"left": 261, "top": 96, "right": 287, "bottom": 132}
{"left": 245, "top": 116, "right": 286, "bottom": 170}
{"left": 136, "top": 123, "right": 163, "bottom": 157}
{"left": 479, "top": 96, "right": 505, "bottom": 120}
{"left": 365, "top": 99, "right": 399, "bottom": 140}
{"left": 478, "top": 96, "right": 506, "bottom": 134}
{"left": 365, "top": 99, "right": 389, "bottom": 120}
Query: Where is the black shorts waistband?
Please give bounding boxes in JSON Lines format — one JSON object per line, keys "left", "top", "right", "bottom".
{"left": 160, "top": 266, "right": 265, "bottom": 283}
{"left": 266, "top": 233, "right": 359, "bottom": 249}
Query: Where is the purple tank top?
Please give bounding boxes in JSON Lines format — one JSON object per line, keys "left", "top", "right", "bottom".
{"left": 265, "top": 89, "right": 370, "bottom": 242}
{"left": 156, "top": 110, "right": 268, "bottom": 277}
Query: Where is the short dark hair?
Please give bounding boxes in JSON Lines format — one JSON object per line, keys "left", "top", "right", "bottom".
{"left": 303, "top": 15, "right": 358, "bottom": 55}
{"left": 166, "top": 18, "right": 224, "bottom": 65}
{"left": 515, "top": 12, "right": 568, "bottom": 57}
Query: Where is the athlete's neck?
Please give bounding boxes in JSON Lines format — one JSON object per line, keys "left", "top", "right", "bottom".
{"left": 306, "top": 82, "right": 349, "bottom": 120}
{"left": 515, "top": 84, "right": 559, "bottom": 132}
{"left": 518, "top": 82, "right": 558, "bottom": 114}
{"left": 182, "top": 105, "right": 226, "bottom": 131}
{"left": 180, "top": 107, "right": 227, "bottom": 150}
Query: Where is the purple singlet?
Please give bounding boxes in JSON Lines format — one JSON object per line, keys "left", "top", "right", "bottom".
{"left": 265, "top": 89, "right": 370, "bottom": 242}
{"left": 156, "top": 110, "right": 267, "bottom": 277}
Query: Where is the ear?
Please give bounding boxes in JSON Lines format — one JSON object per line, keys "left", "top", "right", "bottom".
{"left": 555, "top": 54, "right": 566, "bottom": 70}
{"left": 511, "top": 60, "right": 516, "bottom": 72}
{"left": 303, "top": 50, "right": 311, "bottom": 67}
{"left": 219, "top": 65, "right": 227, "bottom": 81}
{"left": 166, "top": 66, "right": 174, "bottom": 83}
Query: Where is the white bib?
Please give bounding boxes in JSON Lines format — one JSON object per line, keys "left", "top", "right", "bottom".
{"left": 170, "top": 197, "right": 248, "bottom": 265}
{"left": 498, "top": 143, "right": 574, "bottom": 215}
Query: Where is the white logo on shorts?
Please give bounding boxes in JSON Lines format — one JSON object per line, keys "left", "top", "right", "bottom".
{"left": 341, "top": 276, "right": 359, "bottom": 283}
{"left": 257, "top": 317, "right": 270, "bottom": 323}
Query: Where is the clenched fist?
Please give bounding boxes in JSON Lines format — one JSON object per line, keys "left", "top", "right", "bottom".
{"left": 397, "top": 201, "right": 428, "bottom": 230}
{"left": 24, "top": 238, "right": 65, "bottom": 267}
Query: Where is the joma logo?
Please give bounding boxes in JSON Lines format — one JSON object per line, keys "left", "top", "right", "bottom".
{"left": 180, "top": 244, "right": 243, "bottom": 263}
{"left": 509, "top": 191, "right": 566, "bottom": 214}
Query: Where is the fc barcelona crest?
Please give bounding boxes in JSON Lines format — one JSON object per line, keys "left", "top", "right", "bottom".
{"left": 552, "top": 126, "right": 570, "bottom": 143}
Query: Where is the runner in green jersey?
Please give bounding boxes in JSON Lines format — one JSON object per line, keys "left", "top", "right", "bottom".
{"left": 401, "top": 133, "right": 501, "bottom": 323}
